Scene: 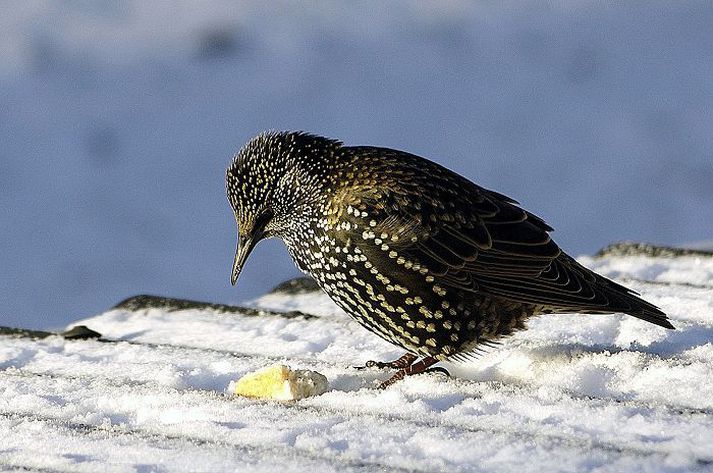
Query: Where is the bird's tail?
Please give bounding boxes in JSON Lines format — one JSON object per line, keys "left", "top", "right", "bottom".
{"left": 584, "top": 275, "right": 674, "bottom": 329}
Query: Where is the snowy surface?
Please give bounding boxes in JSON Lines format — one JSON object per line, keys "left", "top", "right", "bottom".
{"left": 3, "top": 1, "right": 713, "bottom": 330}
{"left": 1, "top": 251, "right": 713, "bottom": 472}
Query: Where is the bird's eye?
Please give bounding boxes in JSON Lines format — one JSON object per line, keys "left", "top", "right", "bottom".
{"left": 255, "top": 209, "right": 274, "bottom": 230}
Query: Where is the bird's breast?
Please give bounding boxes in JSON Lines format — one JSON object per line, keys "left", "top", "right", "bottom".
{"left": 282, "top": 217, "right": 481, "bottom": 358}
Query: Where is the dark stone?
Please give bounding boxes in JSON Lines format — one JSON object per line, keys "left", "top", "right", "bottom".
{"left": 596, "top": 242, "right": 713, "bottom": 258}
{"left": 0, "top": 326, "right": 53, "bottom": 339}
{"left": 112, "top": 294, "right": 315, "bottom": 319}
{"left": 268, "top": 277, "right": 321, "bottom": 295}
{"left": 63, "top": 325, "right": 102, "bottom": 340}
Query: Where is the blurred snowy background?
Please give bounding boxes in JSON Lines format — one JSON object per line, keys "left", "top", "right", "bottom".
{"left": 2, "top": 1, "right": 712, "bottom": 330}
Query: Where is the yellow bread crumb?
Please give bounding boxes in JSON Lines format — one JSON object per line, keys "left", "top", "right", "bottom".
{"left": 232, "top": 364, "right": 329, "bottom": 401}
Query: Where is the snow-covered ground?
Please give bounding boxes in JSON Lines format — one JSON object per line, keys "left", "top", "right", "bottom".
{"left": 1, "top": 247, "right": 712, "bottom": 472}
{"left": 2, "top": 1, "right": 713, "bottom": 330}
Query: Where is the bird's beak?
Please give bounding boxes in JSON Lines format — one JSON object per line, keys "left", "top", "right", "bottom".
{"left": 231, "top": 234, "right": 259, "bottom": 286}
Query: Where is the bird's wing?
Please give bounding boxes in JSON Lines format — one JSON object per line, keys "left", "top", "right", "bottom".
{"left": 346, "top": 147, "right": 625, "bottom": 311}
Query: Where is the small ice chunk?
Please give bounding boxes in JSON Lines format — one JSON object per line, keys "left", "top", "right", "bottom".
{"left": 231, "top": 364, "right": 329, "bottom": 401}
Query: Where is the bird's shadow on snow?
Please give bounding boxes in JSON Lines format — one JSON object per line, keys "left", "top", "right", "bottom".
{"left": 633, "top": 324, "right": 713, "bottom": 356}
{"left": 118, "top": 329, "right": 151, "bottom": 341}
{"left": 441, "top": 322, "right": 713, "bottom": 389}
{"left": 522, "top": 323, "right": 713, "bottom": 360}
{"left": 0, "top": 347, "right": 39, "bottom": 369}
{"left": 504, "top": 320, "right": 710, "bottom": 358}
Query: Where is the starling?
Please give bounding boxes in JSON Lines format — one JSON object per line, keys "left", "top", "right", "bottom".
{"left": 226, "top": 131, "right": 673, "bottom": 388}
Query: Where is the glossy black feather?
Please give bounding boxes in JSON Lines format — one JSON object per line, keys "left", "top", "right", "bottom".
{"left": 349, "top": 146, "right": 672, "bottom": 329}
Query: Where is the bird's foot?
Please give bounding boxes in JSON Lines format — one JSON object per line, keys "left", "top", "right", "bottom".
{"left": 377, "top": 356, "right": 445, "bottom": 390}
{"left": 354, "top": 353, "right": 417, "bottom": 370}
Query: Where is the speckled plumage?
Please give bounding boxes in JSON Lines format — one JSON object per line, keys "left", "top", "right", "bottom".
{"left": 226, "top": 131, "right": 673, "bottom": 385}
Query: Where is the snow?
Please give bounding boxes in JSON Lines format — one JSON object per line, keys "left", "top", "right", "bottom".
{"left": 1, "top": 250, "right": 712, "bottom": 472}
{"left": 3, "top": 1, "right": 713, "bottom": 330}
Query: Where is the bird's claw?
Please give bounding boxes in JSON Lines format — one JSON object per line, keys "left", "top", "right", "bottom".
{"left": 354, "top": 360, "right": 390, "bottom": 370}
{"left": 424, "top": 366, "right": 451, "bottom": 377}
{"left": 354, "top": 353, "right": 418, "bottom": 371}
{"left": 377, "top": 366, "right": 452, "bottom": 389}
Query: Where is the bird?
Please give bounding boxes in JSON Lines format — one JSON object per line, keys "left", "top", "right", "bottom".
{"left": 226, "top": 131, "right": 674, "bottom": 388}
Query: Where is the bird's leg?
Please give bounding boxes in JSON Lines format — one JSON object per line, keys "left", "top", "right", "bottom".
{"left": 354, "top": 353, "right": 417, "bottom": 370}
{"left": 377, "top": 356, "right": 441, "bottom": 389}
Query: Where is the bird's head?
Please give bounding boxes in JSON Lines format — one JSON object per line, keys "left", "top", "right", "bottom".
{"left": 225, "top": 131, "right": 341, "bottom": 286}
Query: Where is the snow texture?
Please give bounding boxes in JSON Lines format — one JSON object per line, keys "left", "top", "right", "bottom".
{"left": 1, "top": 250, "right": 712, "bottom": 472}
{"left": 2, "top": 1, "right": 713, "bottom": 330}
